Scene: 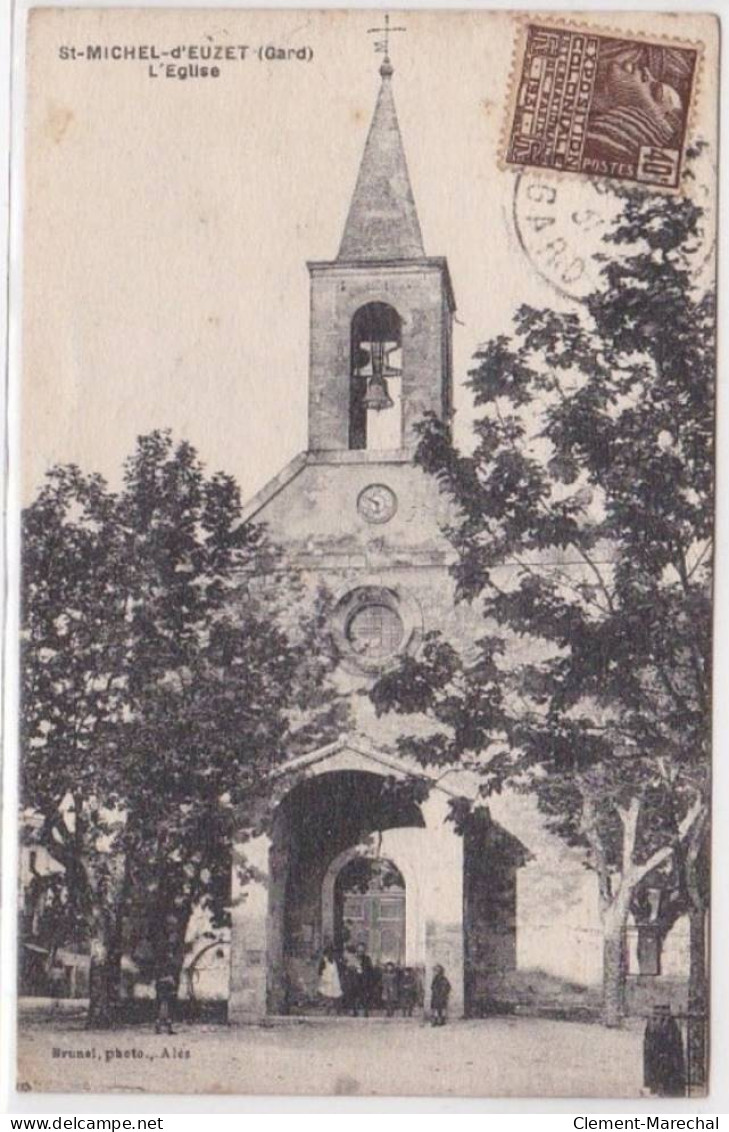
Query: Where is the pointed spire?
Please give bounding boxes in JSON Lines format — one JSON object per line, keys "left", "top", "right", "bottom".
{"left": 337, "top": 62, "right": 425, "bottom": 261}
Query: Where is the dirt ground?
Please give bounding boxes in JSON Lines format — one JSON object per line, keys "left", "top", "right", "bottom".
{"left": 16, "top": 1014, "right": 646, "bottom": 1098}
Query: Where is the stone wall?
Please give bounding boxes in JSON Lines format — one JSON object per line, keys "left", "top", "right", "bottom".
{"left": 463, "top": 815, "right": 519, "bottom": 1015}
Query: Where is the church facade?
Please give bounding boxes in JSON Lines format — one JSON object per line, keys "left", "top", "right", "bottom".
{"left": 227, "top": 58, "right": 690, "bottom": 1022}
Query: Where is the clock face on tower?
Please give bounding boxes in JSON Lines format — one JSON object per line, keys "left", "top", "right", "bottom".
{"left": 357, "top": 483, "right": 397, "bottom": 524}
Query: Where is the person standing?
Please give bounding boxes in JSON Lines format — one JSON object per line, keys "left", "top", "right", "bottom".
{"left": 339, "top": 946, "right": 356, "bottom": 1014}
{"left": 154, "top": 960, "right": 177, "bottom": 1036}
{"left": 350, "top": 942, "right": 373, "bottom": 1018}
{"left": 381, "top": 961, "right": 399, "bottom": 1018}
{"left": 400, "top": 967, "right": 417, "bottom": 1017}
{"left": 430, "top": 964, "right": 451, "bottom": 1027}
{"left": 643, "top": 1004, "right": 686, "bottom": 1096}
{"left": 317, "top": 944, "right": 343, "bottom": 1015}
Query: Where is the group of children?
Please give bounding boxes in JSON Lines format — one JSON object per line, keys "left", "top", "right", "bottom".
{"left": 318, "top": 945, "right": 451, "bottom": 1025}
{"left": 377, "top": 961, "right": 419, "bottom": 1018}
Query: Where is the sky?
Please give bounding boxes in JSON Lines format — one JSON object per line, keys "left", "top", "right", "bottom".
{"left": 21, "top": 8, "right": 718, "bottom": 504}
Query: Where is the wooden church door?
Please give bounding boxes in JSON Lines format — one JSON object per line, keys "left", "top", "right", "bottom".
{"left": 338, "top": 857, "right": 406, "bottom": 965}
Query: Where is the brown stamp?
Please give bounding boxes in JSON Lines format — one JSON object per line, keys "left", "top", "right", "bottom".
{"left": 504, "top": 23, "right": 699, "bottom": 191}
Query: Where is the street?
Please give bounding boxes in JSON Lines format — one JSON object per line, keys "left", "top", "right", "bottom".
{"left": 17, "top": 1015, "right": 645, "bottom": 1097}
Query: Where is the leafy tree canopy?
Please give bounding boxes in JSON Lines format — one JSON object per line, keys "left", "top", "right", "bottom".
{"left": 22, "top": 430, "right": 346, "bottom": 1017}
{"left": 371, "top": 167, "right": 713, "bottom": 1025}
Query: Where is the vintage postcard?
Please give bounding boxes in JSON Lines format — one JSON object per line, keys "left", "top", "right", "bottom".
{"left": 15, "top": 8, "right": 717, "bottom": 1098}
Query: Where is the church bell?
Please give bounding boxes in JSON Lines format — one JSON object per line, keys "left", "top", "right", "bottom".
{"left": 363, "top": 373, "right": 394, "bottom": 412}
{"left": 362, "top": 339, "right": 395, "bottom": 411}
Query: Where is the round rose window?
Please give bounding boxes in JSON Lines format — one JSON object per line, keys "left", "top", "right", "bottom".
{"left": 345, "top": 603, "right": 404, "bottom": 660}
{"left": 331, "top": 584, "right": 421, "bottom": 673}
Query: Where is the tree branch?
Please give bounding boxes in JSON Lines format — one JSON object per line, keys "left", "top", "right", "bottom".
{"left": 631, "top": 794, "right": 705, "bottom": 885}
{"left": 618, "top": 796, "right": 641, "bottom": 879}
{"left": 580, "top": 790, "right": 612, "bottom": 912}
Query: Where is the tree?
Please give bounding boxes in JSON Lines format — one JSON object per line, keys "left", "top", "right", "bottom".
{"left": 21, "top": 431, "right": 345, "bottom": 1025}
{"left": 371, "top": 165, "right": 713, "bottom": 1035}
{"left": 22, "top": 463, "right": 131, "bottom": 1023}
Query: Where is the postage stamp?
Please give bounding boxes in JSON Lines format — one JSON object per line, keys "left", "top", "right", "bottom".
{"left": 504, "top": 23, "right": 699, "bottom": 191}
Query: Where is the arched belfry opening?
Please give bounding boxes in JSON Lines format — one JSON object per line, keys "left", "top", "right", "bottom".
{"left": 349, "top": 302, "right": 403, "bottom": 451}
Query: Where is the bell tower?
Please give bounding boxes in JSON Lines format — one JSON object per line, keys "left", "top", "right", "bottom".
{"left": 307, "top": 53, "right": 455, "bottom": 455}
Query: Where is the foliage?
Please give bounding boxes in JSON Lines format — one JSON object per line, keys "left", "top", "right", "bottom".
{"left": 371, "top": 167, "right": 713, "bottom": 1018}
{"left": 21, "top": 431, "right": 346, "bottom": 1014}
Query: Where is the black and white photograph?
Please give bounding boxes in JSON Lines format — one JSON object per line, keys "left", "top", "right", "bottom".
{"left": 10, "top": 6, "right": 719, "bottom": 1101}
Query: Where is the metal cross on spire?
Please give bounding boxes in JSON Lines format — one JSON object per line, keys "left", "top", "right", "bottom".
{"left": 367, "top": 13, "right": 406, "bottom": 76}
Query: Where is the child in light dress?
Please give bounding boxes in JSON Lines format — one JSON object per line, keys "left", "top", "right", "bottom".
{"left": 317, "top": 944, "right": 343, "bottom": 1014}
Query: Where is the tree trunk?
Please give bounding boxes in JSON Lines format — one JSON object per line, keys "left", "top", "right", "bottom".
{"left": 86, "top": 914, "right": 123, "bottom": 1029}
{"left": 686, "top": 900, "right": 708, "bottom": 1090}
{"left": 87, "top": 956, "right": 119, "bottom": 1028}
{"left": 683, "top": 813, "right": 709, "bottom": 1092}
{"left": 688, "top": 902, "right": 707, "bottom": 1011}
{"left": 601, "top": 878, "right": 635, "bottom": 1029}
{"left": 602, "top": 920, "right": 627, "bottom": 1028}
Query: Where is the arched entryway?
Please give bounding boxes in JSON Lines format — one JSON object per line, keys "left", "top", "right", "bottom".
{"left": 320, "top": 843, "right": 424, "bottom": 971}
{"left": 267, "top": 770, "right": 425, "bottom": 1014}
{"left": 332, "top": 854, "right": 406, "bottom": 965}
{"left": 228, "top": 742, "right": 525, "bottom": 1021}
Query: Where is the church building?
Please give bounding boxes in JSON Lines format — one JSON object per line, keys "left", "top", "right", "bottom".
{"left": 226, "top": 53, "right": 689, "bottom": 1021}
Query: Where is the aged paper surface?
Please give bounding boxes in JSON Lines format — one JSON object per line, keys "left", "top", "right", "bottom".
{"left": 18, "top": 8, "right": 717, "bottom": 1098}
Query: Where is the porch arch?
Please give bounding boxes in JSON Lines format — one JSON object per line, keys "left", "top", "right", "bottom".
{"left": 229, "top": 745, "right": 487, "bottom": 1021}
{"left": 268, "top": 769, "right": 427, "bottom": 1012}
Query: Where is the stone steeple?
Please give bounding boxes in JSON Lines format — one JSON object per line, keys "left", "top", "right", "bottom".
{"left": 337, "top": 60, "right": 425, "bottom": 262}
{"left": 307, "top": 53, "right": 454, "bottom": 453}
